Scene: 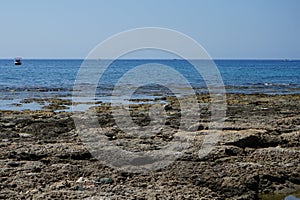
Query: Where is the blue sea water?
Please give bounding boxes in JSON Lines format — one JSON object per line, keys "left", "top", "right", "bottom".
{"left": 0, "top": 59, "right": 299, "bottom": 110}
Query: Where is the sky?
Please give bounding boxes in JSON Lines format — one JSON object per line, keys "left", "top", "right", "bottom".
{"left": 1, "top": 0, "right": 300, "bottom": 59}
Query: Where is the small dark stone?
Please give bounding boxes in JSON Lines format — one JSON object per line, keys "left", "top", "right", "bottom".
{"left": 95, "top": 177, "right": 114, "bottom": 184}
{"left": 7, "top": 162, "right": 20, "bottom": 167}
{"left": 164, "top": 104, "right": 172, "bottom": 111}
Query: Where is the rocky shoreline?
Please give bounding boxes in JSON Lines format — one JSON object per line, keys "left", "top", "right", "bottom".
{"left": 0, "top": 93, "right": 299, "bottom": 199}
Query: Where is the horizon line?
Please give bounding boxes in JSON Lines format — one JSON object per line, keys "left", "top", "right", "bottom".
{"left": 1, "top": 57, "right": 300, "bottom": 61}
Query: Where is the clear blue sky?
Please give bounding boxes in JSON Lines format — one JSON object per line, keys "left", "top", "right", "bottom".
{"left": 1, "top": 0, "right": 300, "bottom": 59}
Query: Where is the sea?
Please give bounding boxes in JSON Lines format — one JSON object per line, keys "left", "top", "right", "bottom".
{"left": 0, "top": 59, "right": 299, "bottom": 111}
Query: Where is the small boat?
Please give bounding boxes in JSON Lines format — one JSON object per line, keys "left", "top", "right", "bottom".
{"left": 14, "top": 57, "right": 22, "bottom": 65}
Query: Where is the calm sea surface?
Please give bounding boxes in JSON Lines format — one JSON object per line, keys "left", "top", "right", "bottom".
{"left": 0, "top": 59, "right": 299, "bottom": 110}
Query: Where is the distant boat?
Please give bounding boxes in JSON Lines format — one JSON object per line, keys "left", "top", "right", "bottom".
{"left": 14, "top": 57, "right": 22, "bottom": 65}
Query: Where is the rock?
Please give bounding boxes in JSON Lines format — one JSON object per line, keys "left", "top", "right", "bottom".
{"left": 223, "top": 129, "right": 282, "bottom": 149}
{"left": 49, "top": 181, "right": 69, "bottom": 190}
{"left": 2, "top": 122, "right": 16, "bottom": 128}
{"left": 281, "top": 131, "right": 300, "bottom": 147}
{"left": 18, "top": 133, "right": 32, "bottom": 138}
{"left": 197, "top": 145, "right": 244, "bottom": 161}
{"left": 0, "top": 132, "right": 19, "bottom": 139}
{"left": 103, "top": 129, "right": 117, "bottom": 139}
{"left": 76, "top": 177, "right": 84, "bottom": 183}
{"left": 73, "top": 185, "right": 84, "bottom": 191}
{"left": 187, "top": 123, "right": 205, "bottom": 131}
{"left": 7, "top": 161, "right": 20, "bottom": 167}
{"left": 95, "top": 178, "right": 114, "bottom": 185}
{"left": 0, "top": 94, "right": 299, "bottom": 199}
{"left": 221, "top": 177, "right": 242, "bottom": 189}
{"left": 164, "top": 104, "right": 172, "bottom": 111}
{"left": 227, "top": 135, "right": 261, "bottom": 148}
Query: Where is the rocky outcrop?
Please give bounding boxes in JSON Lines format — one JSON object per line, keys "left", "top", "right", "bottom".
{"left": 0, "top": 94, "right": 299, "bottom": 199}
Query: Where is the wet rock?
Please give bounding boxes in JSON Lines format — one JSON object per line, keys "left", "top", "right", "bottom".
{"left": 42, "top": 104, "right": 68, "bottom": 110}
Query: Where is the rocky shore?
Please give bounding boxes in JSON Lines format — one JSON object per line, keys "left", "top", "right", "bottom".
{"left": 0, "top": 93, "right": 299, "bottom": 199}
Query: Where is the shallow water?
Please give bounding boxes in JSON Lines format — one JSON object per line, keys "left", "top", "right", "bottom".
{"left": 260, "top": 190, "right": 300, "bottom": 200}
